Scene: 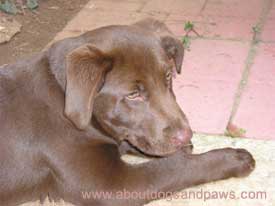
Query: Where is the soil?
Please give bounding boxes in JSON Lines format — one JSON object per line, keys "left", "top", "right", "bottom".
{"left": 0, "top": 0, "right": 90, "bottom": 65}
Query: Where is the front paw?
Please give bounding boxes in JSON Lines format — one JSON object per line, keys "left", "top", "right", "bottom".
{"left": 224, "top": 148, "right": 256, "bottom": 177}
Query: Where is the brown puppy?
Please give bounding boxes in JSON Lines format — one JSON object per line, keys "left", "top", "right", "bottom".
{"left": 0, "top": 19, "right": 255, "bottom": 206}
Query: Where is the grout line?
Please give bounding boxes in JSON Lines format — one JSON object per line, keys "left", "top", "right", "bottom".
{"left": 193, "top": 131, "right": 272, "bottom": 140}
{"left": 199, "top": 0, "right": 209, "bottom": 14}
{"left": 175, "top": 32, "right": 275, "bottom": 43}
{"left": 261, "top": 40, "right": 275, "bottom": 44}
{"left": 226, "top": 0, "right": 273, "bottom": 129}
{"left": 176, "top": 35, "right": 251, "bottom": 43}
{"left": 136, "top": 1, "right": 147, "bottom": 13}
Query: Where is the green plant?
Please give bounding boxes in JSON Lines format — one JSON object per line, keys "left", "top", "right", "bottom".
{"left": 26, "top": 0, "right": 38, "bottom": 9}
{"left": 252, "top": 24, "right": 261, "bottom": 43}
{"left": 181, "top": 21, "right": 200, "bottom": 50}
{"left": 182, "top": 36, "right": 191, "bottom": 50}
{"left": 0, "top": 0, "right": 17, "bottom": 14}
{"left": 0, "top": 0, "right": 39, "bottom": 15}
{"left": 252, "top": 25, "right": 260, "bottom": 33}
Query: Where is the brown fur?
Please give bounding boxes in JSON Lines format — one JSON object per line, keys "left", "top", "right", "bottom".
{"left": 0, "top": 19, "right": 255, "bottom": 206}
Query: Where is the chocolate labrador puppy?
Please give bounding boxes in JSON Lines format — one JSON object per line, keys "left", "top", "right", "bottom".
{"left": 0, "top": 19, "right": 255, "bottom": 206}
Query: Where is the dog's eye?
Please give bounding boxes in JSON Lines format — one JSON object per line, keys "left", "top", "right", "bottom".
{"left": 126, "top": 91, "right": 141, "bottom": 100}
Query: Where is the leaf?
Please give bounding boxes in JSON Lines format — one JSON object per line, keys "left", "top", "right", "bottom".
{"left": 182, "top": 36, "right": 191, "bottom": 50}
{"left": 184, "top": 21, "right": 194, "bottom": 32}
{"left": 26, "top": 0, "right": 38, "bottom": 10}
{"left": 0, "top": 0, "right": 18, "bottom": 14}
{"left": 252, "top": 25, "right": 260, "bottom": 33}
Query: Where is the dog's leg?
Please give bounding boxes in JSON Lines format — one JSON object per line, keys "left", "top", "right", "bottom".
{"left": 66, "top": 146, "right": 254, "bottom": 206}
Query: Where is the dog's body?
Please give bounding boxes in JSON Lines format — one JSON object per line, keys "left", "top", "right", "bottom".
{"left": 0, "top": 19, "right": 255, "bottom": 206}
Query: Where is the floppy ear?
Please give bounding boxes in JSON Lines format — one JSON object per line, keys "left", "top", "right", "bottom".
{"left": 65, "top": 44, "right": 112, "bottom": 130}
{"left": 160, "top": 36, "right": 184, "bottom": 74}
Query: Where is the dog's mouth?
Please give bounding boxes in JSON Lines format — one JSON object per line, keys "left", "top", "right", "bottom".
{"left": 123, "top": 136, "right": 187, "bottom": 157}
{"left": 120, "top": 139, "right": 173, "bottom": 158}
{"left": 92, "top": 116, "right": 191, "bottom": 157}
{"left": 120, "top": 140, "right": 161, "bottom": 158}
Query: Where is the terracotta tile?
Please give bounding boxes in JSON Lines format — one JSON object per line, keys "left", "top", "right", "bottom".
{"left": 142, "top": 0, "right": 205, "bottom": 15}
{"left": 164, "top": 0, "right": 262, "bottom": 41}
{"left": 51, "top": 30, "right": 84, "bottom": 42}
{"left": 86, "top": 0, "right": 144, "bottom": 11}
{"left": 233, "top": 43, "right": 275, "bottom": 140}
{"left": 261, "top": 6, "right": 275, "bottom": 42}
{"left": 173, "top": 39, "right": 249, "bottom": 134}
{"left": 64, "top": 10, "right": 167, "bottom": 32}
{"left": 262, "top": 19, "right": 275, "bottom": 42}
{"left": 167, "top": 0, "right": 206, "bottom": 15}
{"left": 166, "top": 14, "right": 257, "bottom": 40}
{"left": 201, "top": 0, "right": 263, "bottom": 18}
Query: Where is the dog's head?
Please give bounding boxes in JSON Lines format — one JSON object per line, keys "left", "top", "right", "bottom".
{"left": 64, "top": 19, "right": 192, "bottom": 156}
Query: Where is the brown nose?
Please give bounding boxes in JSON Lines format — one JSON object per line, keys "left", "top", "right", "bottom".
{"left": 171, "top": 128, "right": 193, "bottom": 146}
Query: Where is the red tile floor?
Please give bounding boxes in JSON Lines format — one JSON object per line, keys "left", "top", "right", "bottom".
{"left": 167, "top": 0, "right": 275, "bottom": 140}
